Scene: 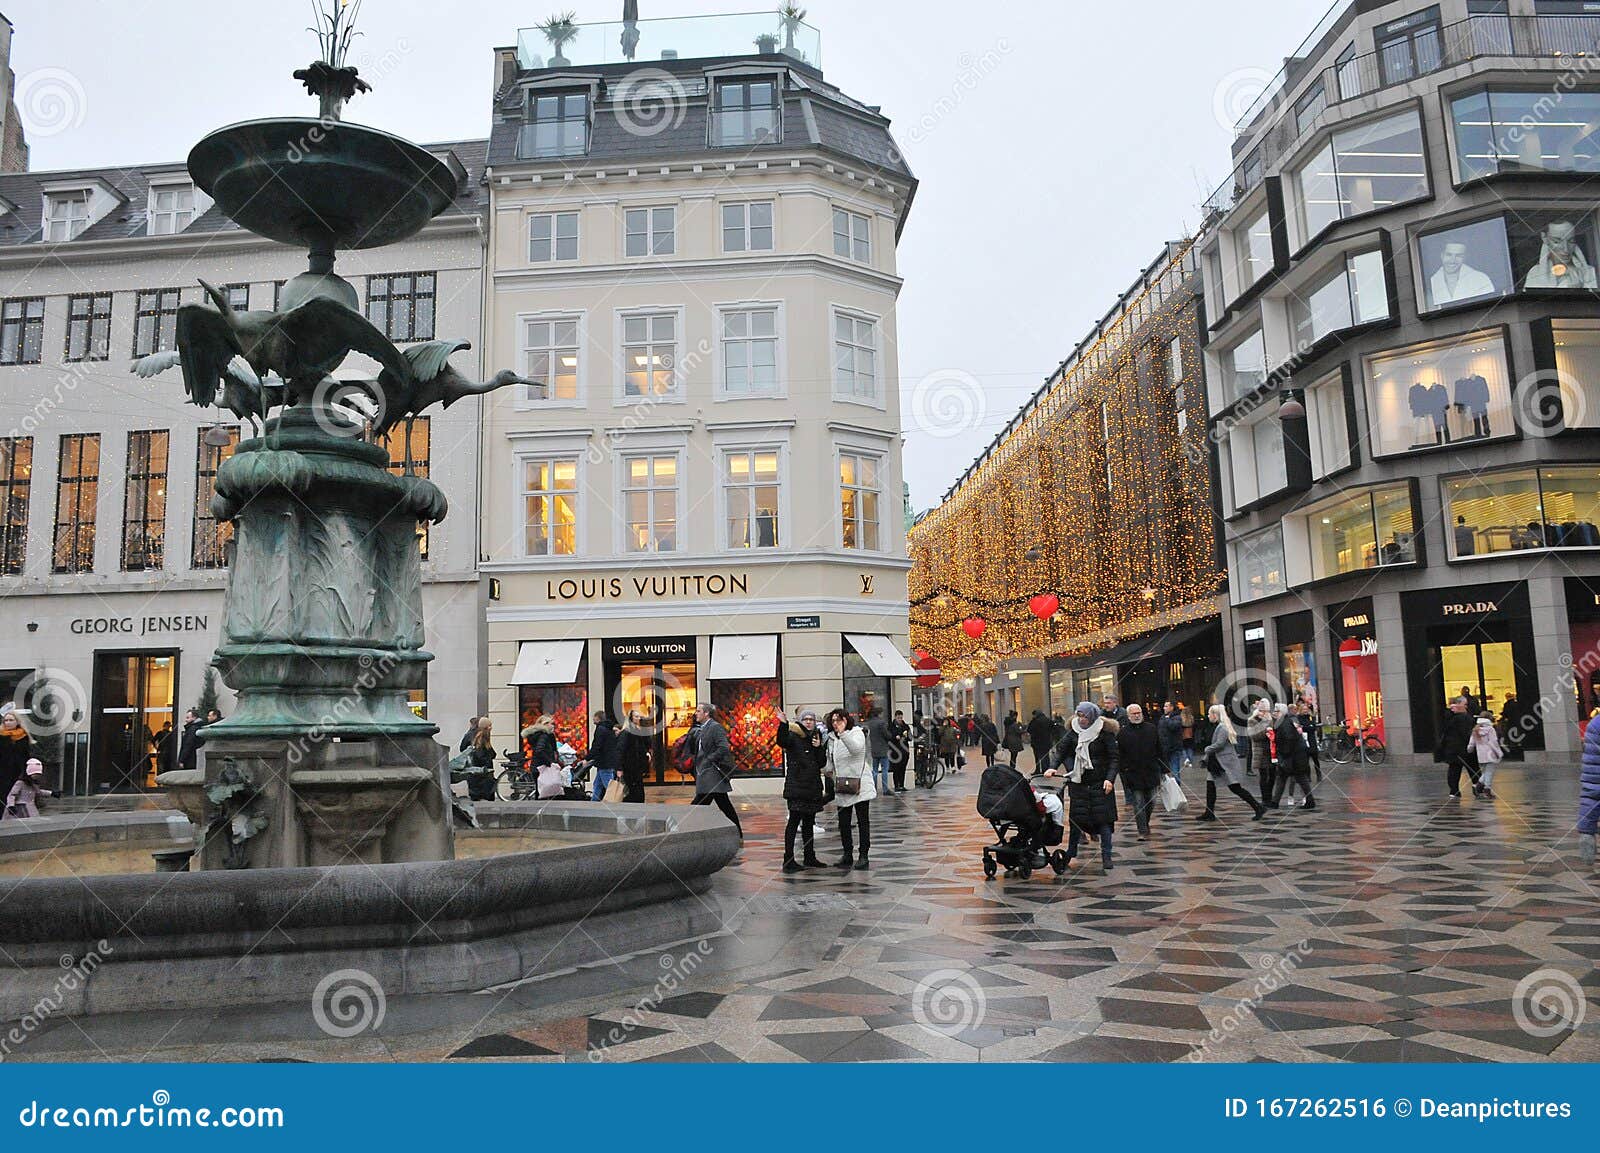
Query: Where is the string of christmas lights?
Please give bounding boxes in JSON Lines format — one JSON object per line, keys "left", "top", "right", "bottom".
{"left": 909, "top": 238, "right": 1227, "bottom": 681}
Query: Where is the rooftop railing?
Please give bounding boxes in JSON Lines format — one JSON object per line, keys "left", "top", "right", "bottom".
{"left": 1203, "top": 13, "right": 1600, "bottom": 221}
{"left": 515, "top": 11, "right": 821, "bottom": 71}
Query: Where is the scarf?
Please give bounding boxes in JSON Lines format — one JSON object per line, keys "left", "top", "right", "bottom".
{"left": 1069, "top": 715, "right": 1103, "bottom": 783}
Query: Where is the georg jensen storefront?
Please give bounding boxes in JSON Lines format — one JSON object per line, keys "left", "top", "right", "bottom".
{"left": 486, "top": 560, "right": 914, "bottom": 791}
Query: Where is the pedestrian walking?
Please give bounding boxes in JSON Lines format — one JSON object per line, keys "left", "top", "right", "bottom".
{"left": 458, "top": 716, "right": 479, "bottom": 754}
{"left": 776, "top": 709, "right": 828, "bottom": 872}
{"left": 1197, "top": 705, "right": 1266, "bottom": 822}
{"left": 1468, "top": 713, "right": 1502, "bottom": 800}
{"left": 587, "top": 711, "right": 620, "bottom": 801}
{"left": 1435, "top": 696, "right": 1482, "bottom": 798}
{"left": 1158, "top": 701, "right": 1186, "bottom": 783}
{"left": 1269, "top": 703, "right": 1316, "bottom": 810}
{"left": 865, "top": 707, "right": 894, "bottom": 795}
{"left": 976, "top": 714, "right": 1000, "bottom": 768}
{"left": 1580, "top": 712, "right": 1600, "bottom": 863}
{"left": 939, "top": 717, "right": 963, "bottom": 773}
{"left": 1247, "top": 699, "right": 1279, "bottom": 805}
{"left": 618, "top": 711, "right": 649, "bottom": 803}
{"left": 521, "top": 713, "right": 559, "bottom": 768}
{"left": 464, "top": 717, "right": 498, "bottom": 801}
{"left": 1002, "top": 713, "right": 1025, "bottom": 767}
{"left": 1027, "top": 708, "right": 1054, "bottom": 774}
{"left": 1100, "top": 694, "right": 1130, "bottom": 728}
{"left": 1117, "top": 703, "right": 1166, "bottom": 838}
{"left": 3, "top": 757, "right": 49, "bottom": 819}
{"left": 888, "top": 709, "right": 912, "bottom": 792}
{"left": 1043, "top": 701, "right": 1120, "bottom": 872}
{"left": 1294, "top": 701, "right": 1322, "bottom": 781}
{"left": 690, "top": 703, "right": 742, "bottom": 837}
{"left": 823, "top": 708, "right": 875, "bottom": 869}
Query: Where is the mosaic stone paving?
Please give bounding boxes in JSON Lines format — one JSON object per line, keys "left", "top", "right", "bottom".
{"left": 10, "top": 755, "right": 1600, "bottom": 1063}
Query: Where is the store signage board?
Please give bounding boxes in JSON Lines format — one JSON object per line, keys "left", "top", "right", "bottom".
{"left": 602, "top": 636, "right": 695, "bottom": 663}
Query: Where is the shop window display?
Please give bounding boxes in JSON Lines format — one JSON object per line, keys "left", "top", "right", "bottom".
{"left": 1363, "top": 329, "right": 1511, "bottom": 456}
{"left": 1445, "top": 465, "right": 1600, "bottom": 558}
{"left": 711, "top": 677, "right": 783, "bottom": 776}
{"left": 1306, "top": 484, "right": 1416, "bottom": 580}
{"left": 1554, "top": 320, "right": 1600, "bottom": 430}
{"left": 518, "top": 671, "right": 589, "bottom": 762}
{"left": 1417, "top": 217, "right": 1512, "bottom": 310}
{"left": 1417, "top": 211, "right": 1600, "bottom": 313}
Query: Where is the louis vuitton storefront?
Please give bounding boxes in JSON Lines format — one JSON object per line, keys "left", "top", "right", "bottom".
{"left": 486, "top": 560, "right": 914, "bottom": 792}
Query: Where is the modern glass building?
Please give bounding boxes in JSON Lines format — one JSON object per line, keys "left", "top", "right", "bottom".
{"left": 1201, "top": 0, "right": 1600, "bottom": 764}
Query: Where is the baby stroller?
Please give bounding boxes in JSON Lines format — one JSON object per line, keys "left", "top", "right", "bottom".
{"left": 976, "top": 763, "right": 1068, "bottom": 879}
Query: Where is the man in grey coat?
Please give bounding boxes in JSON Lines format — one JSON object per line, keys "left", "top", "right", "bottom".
{"left": 690, "top": 703, "right": 742, "bottom": 837}
{"left": 865, "top": 708, "right": 894, "bottom": 796}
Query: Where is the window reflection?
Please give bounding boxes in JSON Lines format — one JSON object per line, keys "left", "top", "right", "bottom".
{"left": 1296, "top": 110, "right": 1428, "bottom": 237}
{"left": 1452, "top": 89, "right": 1600, "bottom": 181}
{"left": 1233, "top": 526, "right": 1286, "bottom": 603}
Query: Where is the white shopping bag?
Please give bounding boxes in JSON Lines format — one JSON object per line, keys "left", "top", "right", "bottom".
{"left": 1159, "top": 775, "right": 1187, "bottom": 813}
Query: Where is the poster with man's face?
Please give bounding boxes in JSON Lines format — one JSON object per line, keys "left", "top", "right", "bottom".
{"left": 1418, "top": 217, "right": 1512, "bottom": 310}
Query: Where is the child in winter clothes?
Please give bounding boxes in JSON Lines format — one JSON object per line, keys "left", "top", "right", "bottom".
{"left": 3, "top": 758, "right": 49, "bottom": 819}
{"left": 1468, "top": 714, "right": 1503, "bottom": 799}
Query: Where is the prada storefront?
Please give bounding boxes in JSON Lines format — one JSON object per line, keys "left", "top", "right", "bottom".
{"left": 1401, "top": 583, "right": 1543, "bottom": 756}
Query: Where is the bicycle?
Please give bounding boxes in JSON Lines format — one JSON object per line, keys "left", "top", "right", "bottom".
{"left": 493, "top": 752, "right": 539, "bottom": 801}
{"left": 914, "top": 745, "right": 945, "bottom": 788}
{"left": 1321, "top": 721, "right": 1387, "bottom": 766}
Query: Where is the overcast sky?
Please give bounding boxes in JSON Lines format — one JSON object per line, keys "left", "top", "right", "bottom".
{"left": 6, "top": 0, "right": 1331, "bottom": 509}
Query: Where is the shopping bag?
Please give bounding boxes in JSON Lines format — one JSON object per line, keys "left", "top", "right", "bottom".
{"left": 1159, "top": 775, "right": 1187, "bottom": 813}
{"left": 603, "top": 777, "right": 625, "bottom": 804}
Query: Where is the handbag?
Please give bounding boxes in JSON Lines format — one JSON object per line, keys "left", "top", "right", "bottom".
{"left": 602, "top": 777, "right": 625, "bottom": 804}
{"left": 833, "top": 775, "right": 862, "bottom": 795}
{"left": 1159, "top": 775, "right": 1187, "bottom": 812}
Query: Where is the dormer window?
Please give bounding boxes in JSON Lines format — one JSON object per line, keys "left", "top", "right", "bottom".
{"left": 149, "top": 184, "right": 196, "bottom": 236}
{"left": 44, "top": 191, "right": 89, "bottom": 242}
{"left": 518, "top": 91, "right": 588, "bottom": 159}
{"left": 711, "top": 79, "right": 779, "bottom": 147}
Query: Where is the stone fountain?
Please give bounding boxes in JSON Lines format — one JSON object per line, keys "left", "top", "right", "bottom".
{"left": 0, "top": 10, "right": 740, "bottom": 1021}
{"left": 151, "top": 5, "right": 518, "bottom": 869}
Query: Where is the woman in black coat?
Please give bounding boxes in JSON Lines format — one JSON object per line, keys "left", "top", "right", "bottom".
{"left": 1043, "top": 701, "right": 1121, "bottom": 871}
{"left": 776, "top": 710, "right": 829, "bottom": 872}
{"left": 618, "top": 712, "right": 650, "bottom": 803}
{"left": 976, "top": 715, "right": 1001, "bottom": 768}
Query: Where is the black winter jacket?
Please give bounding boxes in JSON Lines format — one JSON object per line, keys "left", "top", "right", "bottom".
{"left": 776, "top": 721, "right": 828, "bottom": 814}
{"left": 1156, "top": 712, "right": 1185, "bottom": 755}
{"left": 1117, "top": 719, "right": 1166, "bottom": 790}
{"left": 1435, "top": 709, "right": 1474, "bottom": 762}
{"left": 589, "top": 719, "right": 620, "bottom": 772}
{"left": 1046, "top": 720, "right": 1120, "bottom": 831}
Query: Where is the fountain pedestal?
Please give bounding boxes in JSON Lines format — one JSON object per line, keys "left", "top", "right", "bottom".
{"left": 159, "top": 404, "right": 454, "bottom": 868}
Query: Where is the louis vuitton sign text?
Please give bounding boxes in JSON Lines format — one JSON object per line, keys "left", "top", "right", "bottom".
{"left": 545, "top": 573, "right": 751, "bottom": 602}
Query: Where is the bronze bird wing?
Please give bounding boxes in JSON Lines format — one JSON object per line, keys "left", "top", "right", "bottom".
{"left": 276, "top": 297, "right": 413, "bottom": 384}
{"left": 175, "top": 304, "right": 244, "bottom": 408}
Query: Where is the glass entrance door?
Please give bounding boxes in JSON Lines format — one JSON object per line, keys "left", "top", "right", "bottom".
{"left": 617, "top": 661, "right": 697, "bottom": 784}
{"left": 90, "top": 651, "right": 178, "bottom": 792}
{"left": 1438, "top": 640, "right": 1515, "bottom": 718}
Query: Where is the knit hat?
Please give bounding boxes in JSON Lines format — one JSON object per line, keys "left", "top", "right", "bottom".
{"left": 24, "top": 758, "right": 43, "bottom": 776}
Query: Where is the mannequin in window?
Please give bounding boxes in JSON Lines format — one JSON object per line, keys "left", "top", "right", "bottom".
{"left": 756, "top": 505, "right": 777, "bottom": 548}
{"left": 1408, "top": 379, "right": 1432, "bottom": 446}
{"left": 1454, "top": 515, "right": 1476, "bottom": 557}
{"left": 1430, "top": 241, "right": 1496, "bottom": 305}
{"left": 1425, "top": 380, "right": 1451, "bottom": 444}
{"left": 1524, "top": 220, "right": 1599, "bottom": 289}
{"left": 1454, "top": 372, "right": 1491, "bottom": 437}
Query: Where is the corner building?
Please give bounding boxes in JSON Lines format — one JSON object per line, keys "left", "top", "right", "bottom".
{"left": 478, "top": 16, "right": 917, "bottom": 788}
{"left": 1202, "top": 0, "right": 1600, "bottom": 764}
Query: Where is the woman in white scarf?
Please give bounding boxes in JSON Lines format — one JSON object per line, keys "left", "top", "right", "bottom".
{"left": 1044, "top": 701, "right": 1120, "bottom": 872}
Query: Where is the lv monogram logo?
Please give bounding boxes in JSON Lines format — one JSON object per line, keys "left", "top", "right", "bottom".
{"left": 859, "top": 574, "right": 875, "bottom": 596}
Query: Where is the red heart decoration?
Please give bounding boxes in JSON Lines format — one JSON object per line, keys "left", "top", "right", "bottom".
{"left": 961, "top": 616, "right": 986, "bottom": 639}
{"left": 1028, "top": 593, "right": 1060, "bottom": 620}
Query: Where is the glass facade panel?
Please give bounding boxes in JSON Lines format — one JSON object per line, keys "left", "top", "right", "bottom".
{"left": 1234, "top": 526, "right": 1286, "bottom": 603}
{"left": 1453, "top": 88, "right": 1600, "bottom": 181}
{"left": 1296, "top": 110, "right": 1428, "bottom": 237}
{"left": 1555, "top": 319, "right": 1600, "bottom": 429}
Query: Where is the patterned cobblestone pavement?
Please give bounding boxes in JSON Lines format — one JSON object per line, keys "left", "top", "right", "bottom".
{"left": 11, "top": 755, "right": 1600, "bottom": 1063}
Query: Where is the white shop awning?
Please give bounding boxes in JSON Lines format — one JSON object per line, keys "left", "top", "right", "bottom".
{"left": 844, "top": 634, "right": 916, "bottom": 678}
{"left": 509, "top": 640, "right": 586, "bottom": 686}
{"left": 709, "top": 634, "right": 778, "bottom": 680}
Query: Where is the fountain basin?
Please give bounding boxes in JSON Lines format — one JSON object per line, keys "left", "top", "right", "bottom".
{"left": 0, "top": 802, "right": 739, "bottom": 1020}
{"left": 188, "top": 119, "right": 456, "bottom": 252}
